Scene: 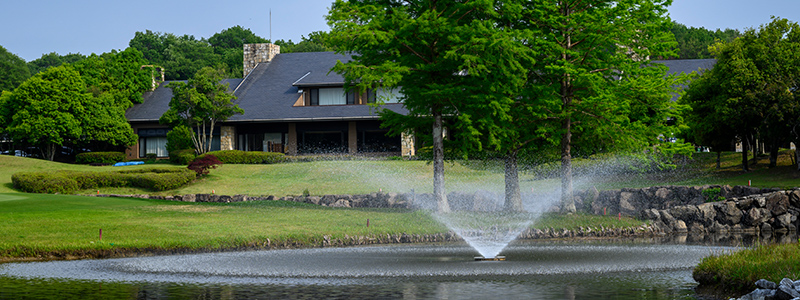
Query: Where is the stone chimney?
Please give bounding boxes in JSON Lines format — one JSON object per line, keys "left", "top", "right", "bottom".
{"left": 243, "top": 43, "right": 280, "bottom": 77}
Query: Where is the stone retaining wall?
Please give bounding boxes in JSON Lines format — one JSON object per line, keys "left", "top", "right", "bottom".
{"left": 90, "top": 185, "right": 797, "bottom": 235}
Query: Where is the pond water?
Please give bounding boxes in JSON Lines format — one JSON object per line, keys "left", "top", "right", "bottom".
{"left": 0, "top": 235, "right": 760, "bottom": 300}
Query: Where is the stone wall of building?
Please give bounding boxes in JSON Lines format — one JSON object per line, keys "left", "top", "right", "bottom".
{"left": 220, "top": 126, "right": 235, "bottom": 151}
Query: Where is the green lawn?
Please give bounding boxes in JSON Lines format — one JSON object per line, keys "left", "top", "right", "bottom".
{"left": 0, "top": 192, "right": 639, "bottom": 261}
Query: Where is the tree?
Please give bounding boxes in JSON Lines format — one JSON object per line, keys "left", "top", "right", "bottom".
{"left": 0, "top": 66, "right": 90, "bottom": 160}
{"left": 670, "top": 22, "right": 740, "bottom": 59}
{"left": 0, "top": 45, "right": 30, "bottom": 92}
{"left": 159, "top": 66, "right": 243, "bottom": 154}
{"left": 27, "top": 52, "right": 86, "bottom": 75}
{"left": 683, "top": 18, "right": 800, "bottom": 171}
{"left": 521, "top": 0, "right": 683, "bottom": 212}
{"left": 328, "top": 0, "right": 515, "bottom": 213}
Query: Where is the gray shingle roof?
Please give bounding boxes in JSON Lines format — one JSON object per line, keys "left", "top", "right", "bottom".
{"left": 127, "top": 52, "right": 407, "bottom": 124}
{"left": 652, "top": 58, "right": 716, "bottom": 75}
{"left": 126, "top": 79, "right": 242, "bottom": 122}
{"left": 129, "top": 55, "right": 713, "bottom": 124}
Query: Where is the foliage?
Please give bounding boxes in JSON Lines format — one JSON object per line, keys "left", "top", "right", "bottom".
{"left": 0, "top": 66, "right": 90, "bottom": 160}
{"left": 701, "top": 187, "right": 725, "bottom": 202}
{"left": 670, "top": 22, "right": 741, "bottom": 59}
{"left": 0, "top": 45, "right": 30, "bottom": 92}
{"left": 75, "top": 152, "right": 126, "bottom": 164}
{"left": 273, "top": 31, "right": 335, "bottom": 53}
{"left": 159, "top": 66, "right": 243, "bottom": 154}
{"left": 27, "top": 52, "right": 86, "bottom": 75}
{"left": 11, "top": 168, "right": 195, "bottom": 193}
{"left": 681, "top": 18, "right": 800, "bottom": 171}
{"left": 169, "top": 149, "right": 196, "bottom": 165}
{"left": 165, "top": 125, "right": 195, "bottom": 154}
{"left": 187, "top": 154, "right": 223, "bottom": 177}
{"left": 0, "top": 48, "right": 149, "bottom": 159}
{"left": 200, "top": 150, "right": 285, "bottom": 164}
{"left": 328, "top": 0, "right": 510, "bottom": 212}
{"left": 517, "top": 0, "right": 685, "bottom": 212}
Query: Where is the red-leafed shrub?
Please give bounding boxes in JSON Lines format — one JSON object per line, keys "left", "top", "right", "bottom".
{"left": 188, "top": 154, "right": 223, "bottom": 177}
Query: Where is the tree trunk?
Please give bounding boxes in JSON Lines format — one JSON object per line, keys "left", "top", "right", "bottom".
{"left": 751, "top": 135, "right": 758, "bottom": 165}
{"left": 796, "top": 146, "right": 800, "bottom": 171}
{"left": 716, "top": 151, "right": 721, "bottom": 169}
{"left": 561, "top": 114, "right": 575, "bottom": 213}
{"left": 432, "top": 110, "right": 449, "bottom": 213}
{"left": 769, "top": 139, "right": 778, "bottom": 168}
{"left": 741, "top": 135, "right": 749, "bottom": 172}
{"left": 504, "top": 150, "right": 523, "bottom": 212}
{"left": 43, "top": 143, "right": 56, "bottom": 161}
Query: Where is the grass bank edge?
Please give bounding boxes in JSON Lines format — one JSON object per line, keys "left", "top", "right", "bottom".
{"left": 0, "top": 193, "right": 646, "bottom": 262}
{"left": 693, "top": 242, "right": 800, "bottom": 294}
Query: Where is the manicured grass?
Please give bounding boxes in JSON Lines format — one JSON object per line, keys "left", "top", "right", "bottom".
{"left": 0, "top": 193, "right": 446, "bottom": 260}
{"left": 0, "top": 192, "right": 642, "bottom": 261}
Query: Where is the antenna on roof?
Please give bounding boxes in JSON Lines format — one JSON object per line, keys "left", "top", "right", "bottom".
{"left": 270, "top": 9, "right": 272, "bottom": 43}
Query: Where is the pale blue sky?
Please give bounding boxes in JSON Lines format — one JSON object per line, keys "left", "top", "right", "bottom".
{"left": 1, "top": 0, "right": 798, "bottom": 61}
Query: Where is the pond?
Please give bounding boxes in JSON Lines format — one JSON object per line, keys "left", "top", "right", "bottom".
{"left": 0, "top": 235, "right": 764, "bottom": 300}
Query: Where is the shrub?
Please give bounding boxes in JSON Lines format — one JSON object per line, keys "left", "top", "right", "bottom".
{"left": 11, "top": 168, "right": 196, "bottom": 193}
{"left": 170, "top": 149, "right": 196, "bottom": 165}
{"left": 188, "top": 155, "right": 223, "bottom": 177}
{"left": 75, "top": 152, "right": 126, "bottom": 164}
{"left": 166, "top": 125, "right": 195, "bottom": 154}
{"left": 201, "top": 150, "right": 286, "bottom": 164}
{"left": 12, "top": 172, "right": 79, "bottom": 194}
{"left": 702, "top": 187, "right": 725, "bottom": 202}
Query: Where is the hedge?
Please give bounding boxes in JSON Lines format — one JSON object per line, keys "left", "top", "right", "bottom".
{"left": 170, "top": 149, "right": 196, "bottom": 165}
{"left": 75, "top": 152, "right": 126, "bottom": 164}
{"left": 12, "top": 168, "right": 196, "bottom": 194}
{"left": 200, "top": 150, "right": 285, "bottom": 164}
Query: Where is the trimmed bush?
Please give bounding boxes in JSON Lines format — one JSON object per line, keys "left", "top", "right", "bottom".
{"left": 201, "top": 150, "right": 285, "bottom": 164}
{"left": 11, "top": 168, "right": 196, "bottom": 194}
{"left": 170, "top": 149, "right": 196, "bottom": 165}
{"left": 75, "top": 152, "right": 126, "bottom": 164}
{"left": 12, "top": 172, "right": 79, "bottom": 194}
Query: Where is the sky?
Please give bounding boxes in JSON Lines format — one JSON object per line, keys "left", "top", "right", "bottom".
{"left": 2, "top": 0, "right": 799, "bottom": 62}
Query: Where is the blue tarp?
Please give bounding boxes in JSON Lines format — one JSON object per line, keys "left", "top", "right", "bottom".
{"left": 113, "top": 161, "right": 145, "bottom": 167}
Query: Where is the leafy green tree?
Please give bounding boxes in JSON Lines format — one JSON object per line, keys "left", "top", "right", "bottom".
{"left": 521, "top": 0, "right": 684, "bottom": 212}
{"left": 27, "top": 52, "right": 86, "bottom": 75}
{"left": 329, "top": 0, "right": 515, "bottom": 213}
{"left": 0, "top": 45, "right": 30, "bottom": 92}
{"left": 683, "top": 18, "right": 800, "bottom": 171}
{"left": 160, "top": 66, "right": 244, "bottom": 154}
{"left": 670, "top": 22, "right": 740, "bottom": 59}
{"left": 0, "top": 66, "right": 90, "bottom": 160}
{"left": 130, "top": 31, "right": 217, "bottom": 80}
{"left": 208, "top": 25, "right": 269, "bottom": 49}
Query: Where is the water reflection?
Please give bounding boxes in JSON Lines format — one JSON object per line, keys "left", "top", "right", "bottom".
{"left": 0, "top": 233, "right": 794, "bottom": 300}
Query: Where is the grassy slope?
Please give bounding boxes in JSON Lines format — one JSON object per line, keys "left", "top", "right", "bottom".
{"left": 0, "top": 155, "right": 645, "bottom": 261}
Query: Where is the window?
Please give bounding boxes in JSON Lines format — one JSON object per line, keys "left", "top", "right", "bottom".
{"left": 138, "top": 128, "right": 169, "bottom": 158}
{"left": 305, "top": 87, "right": 401, "bottom": 105}
{"left": 139, "top": 137, "right": 167, "bottom": 157}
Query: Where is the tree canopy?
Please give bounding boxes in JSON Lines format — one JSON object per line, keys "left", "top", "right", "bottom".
{"left": 0, "top": 45, "right": 30, "bottom": 92}
{"left": 329, "top": 0, "right": 685, "bottom": 213}
{"left": 130, "top": 27, "right": 335, "bottom": 80}
{"left": 159, "top": 66, "right": 243, "bottom": 154}
{"left": 670, "top": 22, "right": 741, "bottom": 59}
{"left": 681, "top": 17, "right": 800, "bottom": 170}
{"left": 0, "top": 48, "right": 151, "bottom": 160}
{"left": 27, "top": 52, "right": 87, "bottom": 75}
